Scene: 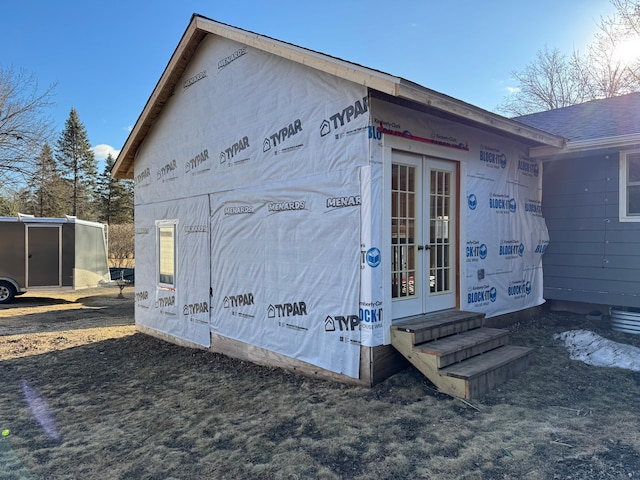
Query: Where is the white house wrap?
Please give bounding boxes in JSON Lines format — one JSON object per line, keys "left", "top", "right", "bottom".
{"left": 370, "top": 98, "right": 548, "bottom": 318}
{"left": 134, "top": 196, "right": 211, "bottom": 347}
{"left": 464, "top": 143, "right": 548, "bottom": 317}
{"left": 114, "top": 15, "right": 564, "bottom": 385}
{"left": 209, "top": 171, "right": 361, "bottom": 378}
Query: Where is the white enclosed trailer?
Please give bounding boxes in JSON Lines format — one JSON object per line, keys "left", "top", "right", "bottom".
{"left": 0, "top": 215, "right": 111, "bottom": 303}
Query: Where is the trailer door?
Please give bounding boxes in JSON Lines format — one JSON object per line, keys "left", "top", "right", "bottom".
{"left": 26, "top": 225, "right": 62, "bottom": 287}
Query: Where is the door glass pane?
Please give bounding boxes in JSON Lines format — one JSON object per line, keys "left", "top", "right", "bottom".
{"left": 407, "top": 192, "right": 415, "bottom": 217}
{"left": 392, "top": 191, "right": 398, "bottom": 218}
{"left": 392, "top": 164, "right": 399, "bottom": 190}
{"left": 408, "top": 167, "right": 415, "bottom": 194}
{"left": 430, "top": 170, "right": 452, "bottom": 294}
{"left": 391, "top": 164, "right": 417, "bottom": 299}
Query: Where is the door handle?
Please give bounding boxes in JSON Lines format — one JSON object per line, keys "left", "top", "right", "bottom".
{"left": 417, "top": 245, "right": 431, "bottom": 251}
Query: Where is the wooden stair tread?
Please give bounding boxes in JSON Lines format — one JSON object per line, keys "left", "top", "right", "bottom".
{"left": 415, "top": 327, "right": 508, "bottom": 356}
{"left": 440, "top": 345, "right": 532, "bottom": 380}
{"left": 390, "top": 309, "right": 532, "bottom": 399}
{"left": 392, "top": 310, "right": 483, "bottom": 333}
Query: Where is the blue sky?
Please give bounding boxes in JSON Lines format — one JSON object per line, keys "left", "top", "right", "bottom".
{"left": 2, "top": 1, "right": 615, "bottom": 166}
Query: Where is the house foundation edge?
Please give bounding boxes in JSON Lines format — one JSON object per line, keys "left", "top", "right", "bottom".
{"left": 136, "top": 323, "right": 408, "bottom": 386}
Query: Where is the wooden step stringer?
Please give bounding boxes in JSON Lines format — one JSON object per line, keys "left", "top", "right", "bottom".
{"left": 390, "top": 311, "right": 532, "bottom": 400}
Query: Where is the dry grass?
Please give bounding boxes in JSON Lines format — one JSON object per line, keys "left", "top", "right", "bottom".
{"left": 1, "top": 290, "right": 640, "bottom": 479}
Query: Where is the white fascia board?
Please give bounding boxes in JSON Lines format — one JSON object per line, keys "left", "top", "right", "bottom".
{"left": 396, "top": 82, "right": 565, "bottom": 148}
{"left": 567, "top": 133, "right": 640, "bottom": 151}
{"left": 530, "top": 133, "right": 640, "bottom": 159}
{"left": 112, "top": 18, "right": 200, "bottom": 179}
{"left": 194, "top": 17, "right": 401, "bottom": 96}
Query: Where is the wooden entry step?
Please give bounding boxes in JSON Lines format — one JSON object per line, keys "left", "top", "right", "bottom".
{"left": 391, "top": 310, "right": 532, "bottom": 400}
{"left": 416, "top": 327, "right": 509, "bottom": 368}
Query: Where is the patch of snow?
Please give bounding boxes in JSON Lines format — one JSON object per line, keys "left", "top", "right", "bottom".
{"left": 553, "top": 330, "right": 640, "bottom": 371}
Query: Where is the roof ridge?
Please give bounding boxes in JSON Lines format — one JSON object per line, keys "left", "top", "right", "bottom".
{"left": 517, "top": 91, "right": 640, "bottom": 119}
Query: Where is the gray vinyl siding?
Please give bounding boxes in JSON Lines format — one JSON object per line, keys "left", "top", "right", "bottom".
{"left": 542, "top": 153, "right": 640, "bottom": 308}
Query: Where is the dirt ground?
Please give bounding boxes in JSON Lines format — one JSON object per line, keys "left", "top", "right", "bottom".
{"left": 2, "top": 289, "right": 640, "bottom": 479}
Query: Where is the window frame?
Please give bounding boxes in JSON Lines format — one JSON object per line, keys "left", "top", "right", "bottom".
{"left": 156, "top": 220, "right": 178, "bottom": 288}
{"left": 619, "top": 149, "right": 640, "bottom": 222}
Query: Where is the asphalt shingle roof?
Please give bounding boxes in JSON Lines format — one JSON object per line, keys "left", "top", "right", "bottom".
{"left": 515, "top": 92, "right": 640, "bottom": 141}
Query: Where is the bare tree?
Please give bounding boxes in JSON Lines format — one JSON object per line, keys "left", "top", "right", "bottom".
{"left": 499, "top": 0, "right": 640, "bottom": 116}
{"left": 108, "top": 223, "right": 135, "bottom": 268}
{"left": 498, "top": 47, "right": 591, "bottom": 116}
{"left": 598, "top": 0, "right": 640, "bottom": 83}
{"left": 584, "top": 5, "right": 640, "bottom": 96}
{"left": 609, "top": 0, "right": 640, "bottom": 36}
{"left": 0, "top": 67, "right": 56, "bottom": 194}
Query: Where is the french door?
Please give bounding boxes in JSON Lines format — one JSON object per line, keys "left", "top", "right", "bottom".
{"left": 391, "top": 151, "right": 457, "bottom": 318}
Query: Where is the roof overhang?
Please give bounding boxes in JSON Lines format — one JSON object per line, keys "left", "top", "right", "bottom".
{"left": 530, "top": 132, "right": 640, "bottom": 160}
{"left": 112, "top": 17, "right": 206, "bottom": 179}
{"left": 112, "top": 14, "right": 566, "bottom": 179}
{"left": 395, "top": 81, "right": 565, "bottom": 149}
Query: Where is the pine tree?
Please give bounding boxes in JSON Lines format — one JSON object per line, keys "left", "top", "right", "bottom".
{"left": 26, "top": 143, "right": 67, "bottom": 216}
{"left": 96, "top": 154, "right": 133, "bottom": 225}
{"left": 0, "top": 192, "right": 20, "bottom": 216}
{"left": 55, "top": 109, "right": 97, "bottom": 218}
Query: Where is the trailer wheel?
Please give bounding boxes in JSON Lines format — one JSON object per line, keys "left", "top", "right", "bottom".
{"left": 0, "top": 281, "right": 16, "bottom": 304}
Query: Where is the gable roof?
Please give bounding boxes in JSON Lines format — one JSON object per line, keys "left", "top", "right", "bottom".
{"left": 516, "top": 93, "right": 640, "bottom": 158}
{"left": 516, "top": 93, "right": 640, "bottom": 141}
{"left": 112, "top": 14, "right": 564, "bottom": 179}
